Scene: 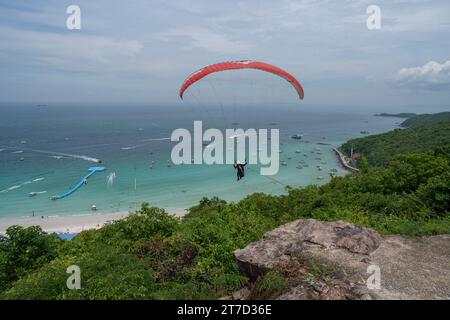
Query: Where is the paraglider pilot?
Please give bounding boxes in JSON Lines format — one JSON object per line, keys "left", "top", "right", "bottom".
{"left": 234, "top": 160, "right": 247, "bottom": 181}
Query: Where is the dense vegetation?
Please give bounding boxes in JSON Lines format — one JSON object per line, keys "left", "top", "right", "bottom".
{"left": 341, "top": 116, "right": 450, "bottom": 166}
{"left": 401, "top": 112, "right": 450, "bottom": 128}
{"left": 0, "top": 116, "right": 449, "bottom": 299}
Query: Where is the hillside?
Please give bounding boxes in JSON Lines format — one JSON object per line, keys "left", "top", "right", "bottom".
{"left": 341, "top": 118, "right": 450, "bottom": 167}
{"left": 375, "top": 112, "right": 416, "bottom": 118}
{"left": 401, "top": 112, "right": 450, "bottom": 128}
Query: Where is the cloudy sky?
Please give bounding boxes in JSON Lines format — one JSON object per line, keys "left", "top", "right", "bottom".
{"left": 0, "top": 0, "right": 449, "bottom": 107}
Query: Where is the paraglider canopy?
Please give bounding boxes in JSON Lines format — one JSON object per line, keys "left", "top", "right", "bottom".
{"left": 179, "top": 60, "right": 304, "bottom": 100}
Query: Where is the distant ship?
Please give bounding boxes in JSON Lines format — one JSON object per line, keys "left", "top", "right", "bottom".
{"left": 291, "top": 134, "right": 303, "bottom": 140}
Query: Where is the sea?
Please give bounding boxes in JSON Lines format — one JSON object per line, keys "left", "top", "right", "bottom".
{"left": 0, "top": 102, "right": 434, "bottom": 219}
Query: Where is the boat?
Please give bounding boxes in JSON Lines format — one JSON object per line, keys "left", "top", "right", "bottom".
{"left": 29, "top": 192, "right": 37, "bottom": 197}
{"left": 296, "top": 165, "right": 303, "bottom": 169}
{"left": 281, "top": 161, "right": 288, "bottom": 166}
{"left": 317, "top": 176, "right": 324, "bottom": 180}
{"left": 291, "top": 134, "right": 303, "bottom": 140}
{"left": 295, "top": 150, "right": 301, "bottom": 153}
{"left": 360, "top": 131, "right": 370, "bottom": 134}
{"left": 91, "top": 205, "right": 97, "bottom": 211}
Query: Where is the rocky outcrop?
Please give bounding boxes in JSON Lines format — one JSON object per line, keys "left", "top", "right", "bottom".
{"left": 234, "top": 219, "right": 450, "bottom": 300}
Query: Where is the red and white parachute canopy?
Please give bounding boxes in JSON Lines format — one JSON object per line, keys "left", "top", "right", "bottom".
{"left": 179, "top": 60, "right": 304, "bottom": 100}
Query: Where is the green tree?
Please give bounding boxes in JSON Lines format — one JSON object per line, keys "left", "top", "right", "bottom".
{"left": 0, "top": 226, "right": 61, "bottom": 292}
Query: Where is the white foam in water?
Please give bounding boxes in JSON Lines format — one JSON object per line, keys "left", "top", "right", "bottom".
{"left": 121, "top": 145, "right": 139, "bottom": 150}
{"left": 107, "top": 172, "right": 116, "bottom": 187}
{"left": 0, "top": 176, "right": 45, "bottom": 194}
{"left": 141, "top": 137, "right": 171, "bottom": 142}
{"left": 1, "top": 146, "right": 101, "bottom": 163}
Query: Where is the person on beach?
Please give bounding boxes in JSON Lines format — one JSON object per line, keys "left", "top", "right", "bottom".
{"left": 233, "top": 160, "right": 247, "bottom": 181}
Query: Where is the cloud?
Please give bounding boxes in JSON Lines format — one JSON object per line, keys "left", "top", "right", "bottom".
{"left": 397, "top": 60, "right": 450, "bottom": 90}
{"left": 0, "top": 27, "right": 144, "bottom": 73}
{"left": 156, "top": 26, "right": 252, "bottom": 54}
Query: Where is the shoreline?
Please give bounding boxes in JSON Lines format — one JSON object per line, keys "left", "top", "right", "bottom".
{"left": 1, "top": 147, "right": 357, "bottom": 236}
{"left": 0, "top": 207, "right": 188, "bottom": 235}
{"left": 332, "top": 147, "right": 360, "bottom": 173}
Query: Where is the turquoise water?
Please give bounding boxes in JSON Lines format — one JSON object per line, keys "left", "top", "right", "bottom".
{"left": 0, "top": 104, "right": 401, "bottom": 218}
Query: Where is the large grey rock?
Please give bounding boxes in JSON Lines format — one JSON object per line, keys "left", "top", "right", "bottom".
{"left": 234, "top": 219, "right": 450, "bottom": 300}
{"left": 234, "top": 219, "right": 381, "bottom": 281}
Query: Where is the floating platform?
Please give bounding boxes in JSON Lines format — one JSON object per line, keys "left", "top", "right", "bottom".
{"left": 52, "top": 167, "right": 106, "bottom": 200}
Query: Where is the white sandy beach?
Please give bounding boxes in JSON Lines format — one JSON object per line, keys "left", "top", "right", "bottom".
{"left": 0, "top": 207, "right": 188, "bottom": 235}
